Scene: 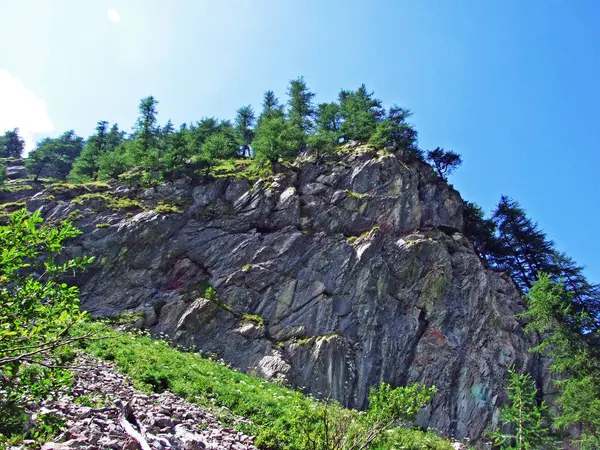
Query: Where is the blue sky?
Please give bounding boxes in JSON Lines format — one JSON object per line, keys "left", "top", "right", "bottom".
{"left": 1, "top": 0, "right": 599, "bottom": 281}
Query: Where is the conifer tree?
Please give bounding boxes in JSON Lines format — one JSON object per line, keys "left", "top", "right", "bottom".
{"left": 489, "top": 368, "right": 553, "bottom": 450}
{"left": 426, "top": 147, "right": 462, "bottom": 180}
{"left": 308, "top": 102, "right": 342, "bottom": 156}
{"left": 0, "top": 128, "right": 25, "bottom": 158}
{"left": 235, "top": 105, "right": 255, "bottom": 157}
{"left": 523, "top": 275, "right": 600, "bottom": 449}
{"left": 370, "top": 106, "right": 419, "bottom": 157}
{"left": 338, "top": 84, "right": 384, "bottom": 142}
{"left": 26, "top": 130, "right": 84, "bottom": 180}
{"left": 287, "top": 76, "right": 315, "bottom": 135}
{"left": 261, "top": 90, "right": 281, "bottom": 117}
{"left": 135, "top": 96, "right": 159, "bottom": 154}
{"left": 69, "top": 122, "right": 124, "bottom": 181}
{"left": 491, "top": 196, "right": 557, "bottom": 290}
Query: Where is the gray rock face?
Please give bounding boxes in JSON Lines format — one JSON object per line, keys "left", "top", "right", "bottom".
{"left": 28, "top": 148, "right": 538, "bottom": 443}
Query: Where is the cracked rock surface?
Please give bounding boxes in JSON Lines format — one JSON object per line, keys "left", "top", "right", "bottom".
{"left": 23, "top": 147, "right": 545, "bottom": 443}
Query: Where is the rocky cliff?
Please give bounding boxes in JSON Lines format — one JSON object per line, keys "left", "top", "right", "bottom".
{"left": 17, "top": 146, "right": 539, "bottom": 443}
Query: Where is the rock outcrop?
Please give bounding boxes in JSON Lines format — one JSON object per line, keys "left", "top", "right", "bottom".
{"left": 25, "top": 147, "right": 539, "bottom": 443}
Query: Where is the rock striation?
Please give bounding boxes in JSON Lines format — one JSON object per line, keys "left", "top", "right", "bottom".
{"left": 25, "top": 147, "right": 540, "bottom": 443}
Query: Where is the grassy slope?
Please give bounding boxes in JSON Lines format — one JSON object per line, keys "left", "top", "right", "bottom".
{"left": 79, "top": 322, "right": 455, "bottom": 450}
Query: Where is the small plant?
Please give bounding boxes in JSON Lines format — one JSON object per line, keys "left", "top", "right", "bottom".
{"left": 488, "top": 367, "right": 553, "bottom": 450}
{"left": 154, "top": 201, "right": 182, "bottom": 215}
{"left": 295, "top": 382, "right": 437, "bottom": 450}
{"left": 344, "top": 189, "right": 368, "bottom": 200}
{"left": 242, "top": 314, "right": 264, "bottom": 326}
{"left": 96, "top": 222, "right": 110, "bottom": 228}
{"left": 242, "top": 264, "right": 252, "bottom": 272}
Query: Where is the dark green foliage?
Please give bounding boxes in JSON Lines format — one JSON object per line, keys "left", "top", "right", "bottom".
{"left": 252, "top": 112, "right": 303, "bottom": 164}
{"left": 491, "top": 196, "right": 556, "bottom": 291}
{"left": 370, "top": 106, "right": 419, "bottom": 157}
{"left": 462, "top": 201, "right": 498, "bottom": 262}
{"left": 489, "top": 368, "right": 553, "bottom": 449}
{"left": 0, "top": 128, "right": 25, "bottom": 158}
{"left": 426, "top": 147, "right": 462, "bottom": 180}
{"left": 339, "top": 84, "right": 384, "bottom": 142}
{"left": 309, "top": 102, "right": 342, "bottom": 156}
{"left": 25, "top": 130, "right": 84, "bottom": 180}
{"left": 69, "top": 122, "right": 124, "bottom": 182}
{"left": 135, "top": 96, "right": 160, "bottom": 153}
{"left": 0, "top": 210, "right": 92, "bottom": 440}
{"left": 235, "top": 105, "right": 256, "bottom": 157}
{"left": 96, "top": 141, "right": 135, "bottom": 180}
{"left": 287, "top": 76, "right": 315, "bottom": 140}
{"left": 523, "top": 275, "right": 600, "bottom": 449}
{"left": 0, "top": 164, "right": 5, "bottom": 185}
{"left": 262, "top": 90, "right": 282, "bottom": 117}
{"left": 203, "top": 131, "right": 239, "bottom": 159}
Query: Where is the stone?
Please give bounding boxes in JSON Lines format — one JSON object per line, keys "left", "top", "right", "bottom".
{"left": 20, "top": 146, "right": 543, "bottom": 444}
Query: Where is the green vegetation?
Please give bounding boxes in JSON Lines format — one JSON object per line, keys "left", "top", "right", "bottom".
{"left": 26, "top": 130, "right": 84, "bottom": 180}
{"left": 0, "top": 210, "right": 93, "bottom": 441}
{"left": 488, "top": 368, "right": 553, "bottom": 449}
{"left": 154, "top": 201, "right": 182, "bottom": 215}
{"left": 426, "top": 147, "right": 462, "bottom": 181}
{"left": 0, "top": 128, "right": 25, "bottom": 159}
{"left": 0, "top": 183, "right": 33, "bottom": 192}
{"left": 0, "top": 201, "right": 26, "bottom": 213}
{"left": 78, "top": 321, "right": 448, "bottom": 449}
{"left": 72, "top": 192, "right": 143, "bottom": 212}
{"left": 344, "top": 189, "right": 369, "bottom": 200}
{"left": 242, "top": 313, "right": 264, "bottom": 326}
{"left": 95, "top": 222, "right": 111, "bottom": 228}
{"left": 520, "top": 275, "right": 600, "bottom": 449}
{"left": 24, "top": 77, "right": 449, "bottom": 188}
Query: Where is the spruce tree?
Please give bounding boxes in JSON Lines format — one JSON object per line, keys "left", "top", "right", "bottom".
{"left": 338, "top": 84, "right": 384, "bottom": 142}
{"left": 491, "top": 196, "right": 557, "bottom": 290}
{"left": 287, "top": 76, "right": 315, "bottom": 136}
{"left": 0, "top": 128, "right": 25, "bottom": 158}
{"left": 489, "top": 368, "right": 553, "bottom": 450}
{"left": 135, "top": 96, "right": 159, "bottom": 154}
{"left": 523, "top": 275, "right": 600, "bottom": 449}
{"left": 26, "top": 130, "right": 84, "bottom": 180}
{"left": 426, "top": 147, "right": 462, "bottom": 180}
{"left": 235, "top": 105, "right": 255, "bottom": 157}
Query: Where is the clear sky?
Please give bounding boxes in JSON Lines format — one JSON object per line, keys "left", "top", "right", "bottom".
{"left": 1, "top": 0, "right": 599, "bottom": 281}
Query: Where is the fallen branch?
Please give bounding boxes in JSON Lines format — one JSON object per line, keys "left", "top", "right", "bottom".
{"left": 117, "top": 400, "right": 152, "bottom": 450}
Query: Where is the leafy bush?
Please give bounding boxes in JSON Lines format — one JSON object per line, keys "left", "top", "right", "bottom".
{"left": 0, "top": 210, "right": 93, "bottom": 440}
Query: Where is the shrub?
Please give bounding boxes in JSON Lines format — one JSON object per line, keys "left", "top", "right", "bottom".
{"left": 0, "top": 210, "right": 93, "bottom": 440}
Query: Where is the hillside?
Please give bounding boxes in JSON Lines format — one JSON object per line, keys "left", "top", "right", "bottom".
{"left": 1, "top": 145, "right": 542, "bottom": 445}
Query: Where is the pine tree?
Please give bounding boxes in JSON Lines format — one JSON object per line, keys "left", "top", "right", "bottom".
{"left": 338, "top": 84, "right": 384, "bottom": 142}
{"left": 426, "top": 147, "right": 462, "bottom": 180}
{"left": 69, "top": 122, "right": 124, "bottom": 182}
{"left": 489, "top": 368, "right": 553, "bottom": 449}
{"left": 491, "top": 196, "right": 557, "bottom": 290}
{"left": 261, "top": 90, "right": 281, "bottom": 118}
{"left": 135, "top": 96, "right": 159, "bottom": 154}
{"left": 370, "top": 106, "right": 419, "bottom": 156}
{"left": 235, "top": 105, "right": 255, "bottom": 157}
{"left": 0, "top": 128, "right": 25, "bottom": 158}
{"left": 287, "top": 76, "right": 315, "bottom": 136}
{"left": 523, "top": 275, "right": 600, "bottom": 449}
{"left": 308, "top": 102, "right": 342, "bottom": 156}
